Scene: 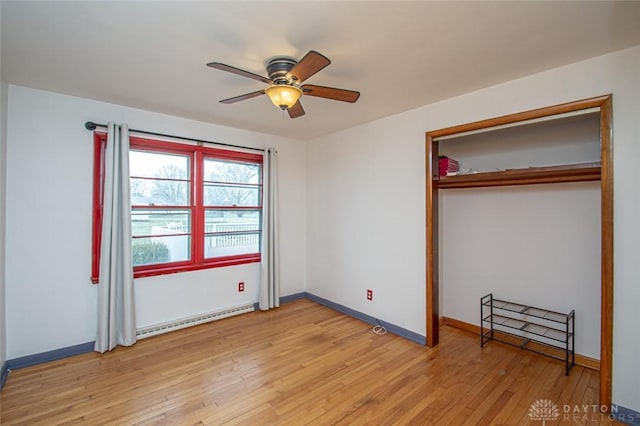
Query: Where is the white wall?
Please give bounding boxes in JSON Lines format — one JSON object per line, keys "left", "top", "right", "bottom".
{"left": 306, "top": 45, "right": 640, "bottom": 411}
{"left": 0, "top": 79, "right": 7, "bottom": 370}
{"left": 0, "top": 1, "right": 7, "bottom": 372}
{"left": 5, "top": 85, "right": 306, "bottom": 358}
{"left": 306, "top": 117, "right": 426, "bottom": 333}
{"left": 441, "top": 182, "right": 601, "bottom": 358}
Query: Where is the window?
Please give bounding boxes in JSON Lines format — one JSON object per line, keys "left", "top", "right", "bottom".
{"left": 91, "top": 133, "right": 263, "bottom": 281}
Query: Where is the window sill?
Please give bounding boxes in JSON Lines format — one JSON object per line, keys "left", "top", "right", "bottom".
{"left": 92, "top": 254, "right": 261, "bottom": 283}
{"left": 134, "top": 254, "right": 261, "bottom": 279}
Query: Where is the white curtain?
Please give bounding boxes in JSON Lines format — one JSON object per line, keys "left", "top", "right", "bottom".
{"left": 95, "top": 122, "right": 137, "bottom": 353}
{"left": 259, "top": 148, "right": 280, "bottom": 310}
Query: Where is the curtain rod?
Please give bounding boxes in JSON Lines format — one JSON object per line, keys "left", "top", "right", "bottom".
{"left": 84, "top": 121, "right": 265, "bottom": 152}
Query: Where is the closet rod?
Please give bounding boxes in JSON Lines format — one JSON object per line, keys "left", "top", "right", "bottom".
{"left": 84, "top": 121, "right": 264, "bottom": 152}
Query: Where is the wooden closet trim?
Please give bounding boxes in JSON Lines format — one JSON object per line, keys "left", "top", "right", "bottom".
{"left": 425, "top": 94, "right": 613, "bottom": 410}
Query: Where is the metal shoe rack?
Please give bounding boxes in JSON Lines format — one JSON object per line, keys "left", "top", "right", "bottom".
{"left": 480, "top": 293, "right": 575, "bottom": 375}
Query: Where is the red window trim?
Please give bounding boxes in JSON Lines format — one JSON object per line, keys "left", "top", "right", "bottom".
{"left": 91, "top": 133, "right": 105, "bottom": 283}
{"left": 91, "top": 132, "right": 263, "bottom": 283}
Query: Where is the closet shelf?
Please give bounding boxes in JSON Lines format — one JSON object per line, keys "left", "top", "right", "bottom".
{"left": 435, "top": 162, "right": 601, "bottom": 189}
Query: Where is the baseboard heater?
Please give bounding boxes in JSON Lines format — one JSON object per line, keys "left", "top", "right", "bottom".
{"left": 136, "top": 303, "right": 255, "bottom": 339}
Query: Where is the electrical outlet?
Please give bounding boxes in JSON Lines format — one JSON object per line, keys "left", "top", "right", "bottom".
{"left": 238, "top": 282, "right": 245, "bottom": 292}
{"left": 367, "top": 289, "right": 373, "bottom": 301}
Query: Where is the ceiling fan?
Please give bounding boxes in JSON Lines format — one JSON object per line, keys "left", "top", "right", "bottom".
{"left": 207, "top": 50, "right": 360, "bottom": 119}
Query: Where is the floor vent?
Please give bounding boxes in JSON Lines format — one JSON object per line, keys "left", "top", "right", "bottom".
{"left": 136, "top": 303, "right": 255, "bottom": 339}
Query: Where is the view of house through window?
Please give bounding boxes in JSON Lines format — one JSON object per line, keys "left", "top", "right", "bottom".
{"left": 91, "top": 133, "right": 263, "bottom": 281}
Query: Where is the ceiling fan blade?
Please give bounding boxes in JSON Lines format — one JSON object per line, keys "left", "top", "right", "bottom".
{"left": 219, "top": 90, "right": 265, "bottom": 104}
{"left": 287, "top": 100, "right": 305, "bottom": 119}
{"left": 207, "top": 62, "right": 272, "bottom": 84}
{"left": 301, "top": 84, "right": 360, "bottom": 103}
{"left": 287, "top": 51, "right": 331, "bottom": 83}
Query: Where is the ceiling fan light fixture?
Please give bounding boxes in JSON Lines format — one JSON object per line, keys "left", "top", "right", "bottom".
{"left": 265, "top": 84, "right": 302, "bottom": 110}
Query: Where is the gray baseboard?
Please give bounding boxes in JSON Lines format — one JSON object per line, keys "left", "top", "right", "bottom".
{"left": 0, "top": 361, "right": 9, "bottom": 391}
{"left": 6, "top": 342, "right": 95, "bottom": 370}
{"left": 253, "top": 292, "right": 307, "bottom": 310}
{"left": 0, "top": 342, "right": 94, "bottom": 392}
{"left": 614, "top": 405, "right": 640, "bottom": 425}
{"left": 304, "top": 292, "right": 426, "bottom": 345}
{"left": 258, "top": 292, "right": 426, "bottom": 344}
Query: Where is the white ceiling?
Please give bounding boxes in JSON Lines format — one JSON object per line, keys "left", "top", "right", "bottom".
{"left": 2, "top": 1, "right": 640, "bottom": 141}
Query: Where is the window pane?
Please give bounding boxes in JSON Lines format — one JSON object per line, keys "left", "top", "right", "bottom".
{"left": 203, "top": 183, "right": 260, "bottom": 206}
{"left": 132, "top": 209, "right": 191, "bottom": 237}
{"left": 130, "top": 150, "right": 189, "bottom": 179}
{"left": 204, "top": 210, "right": 260, "bottom": 258}
{"left": 131, "top": 177, "right": 190, "bottom": 206}
{"left": 132, "top": 236, "right": 191, "bottom": 266}
{"left": 204, "top": 158, "right": 260, "bottom": 184}
{"left": 130, "top": 150, "right": 190, "bottom": 205}
{"left": 205, "top": 210, "right": 260, "bottom": 230}
{"left": 205, "top": 233, "right": 260, "bottom": 258}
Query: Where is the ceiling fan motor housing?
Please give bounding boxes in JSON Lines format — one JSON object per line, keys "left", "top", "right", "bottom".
{"left": 266, "top": 57, "right": 298, "bottom": 84}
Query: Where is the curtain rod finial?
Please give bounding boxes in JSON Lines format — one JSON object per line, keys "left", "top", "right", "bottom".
{"left": 85, "top": 121, "right": 97, "bottom": 131}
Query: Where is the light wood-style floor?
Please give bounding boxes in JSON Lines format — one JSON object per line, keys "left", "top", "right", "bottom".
{"left": 0, "top": 299, "right": 621, "bottom": 425}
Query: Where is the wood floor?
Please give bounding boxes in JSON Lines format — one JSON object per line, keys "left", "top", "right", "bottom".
{"left": 0, "top": 299, "right": 621, "bottom": 425}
